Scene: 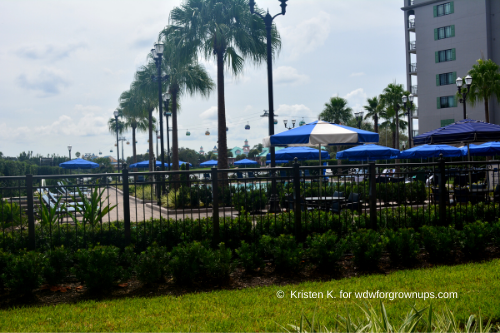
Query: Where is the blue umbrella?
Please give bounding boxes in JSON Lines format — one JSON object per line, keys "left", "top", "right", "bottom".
{"left": 200, "top": 160, "right": 218, "bottom": 167}
{"left": 59, "top": 158, "right": 99, "bottom": 169}
{"left": 234, "top": 158, "right": 258, "bottom": 166}
{"left": 414, "top": 119, "right": 500, "bottom": 145}
{"left": 266, "top": 160, "right": 291, "bottom": 164}
{"left": 399, "top": 144, "right": 464, "bottom": 159}
{"left": 461, "top": 142, "right": 500, "bottom": 156}
{"left": 129, "top": 160, "right": 167, "bottom": 168}
{"left": 168, "top": 160, "right": 193, "bottom": 167}
{"left": 336, "top": 144, "right": 399, "bottom": 162}
{"left": 265, "top": 146, "right": 330, "bottom": 161}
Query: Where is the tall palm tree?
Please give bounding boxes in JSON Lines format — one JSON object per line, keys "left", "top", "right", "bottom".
{"left": 319, "top": 96, "right": 352, "bottom": 124}
{"left": 157, "top": 32, "right": 215, "bottom": 174}
{"left": 379, "top": 83, "right": 405, "bottom": 150}
{"left": 464, "top": 58, "right": 500, "bottom": 123}
{"left": 167, "top": 0, "right": 277, "bottom": 171}
{"left": 379, "top": 106, "right": 407, "bottom": 149}
{"left": 363, "top": 96, "right": 382, "bottom": 133}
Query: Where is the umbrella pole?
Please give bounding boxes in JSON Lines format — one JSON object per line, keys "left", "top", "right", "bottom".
{"left": 319, "top": 144, "right": 322, "bottom": 199}
{"left": 468, "top": 143, "right": 472, "bottom": 186}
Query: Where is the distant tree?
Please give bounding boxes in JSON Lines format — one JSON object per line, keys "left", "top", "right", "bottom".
{"left": 235, "top": 154, "right": 246, "bottom": 161}
{"left": 252, "top": 143, "right": 263, "bottom": 153}
{"left": 0, "top": 152, "right": 3, "bottom": 158}
{"left": 319, "top": 97, "right": 352, "bottom": 124}
{"left": 178, "top": 147, "right": 200, "bottom": 167}
{"left": 75, "top": 152, "right": 81, "bottom": 158}
{"left": 227, "top": 150, "right": 233, "bottom": 158}
{"left": 363, "top": 96, "right": 382, "bottom": 133}
{"left": 248, "top": 149, "right": 260, "bottom": 158}
{"left": 379, "top": 83, "right": 406, "bottom": 150}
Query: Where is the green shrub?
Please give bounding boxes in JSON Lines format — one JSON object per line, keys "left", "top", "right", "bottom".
{"left": 204, "top": 243, "right": 233, "bottom": 283}
{"left": 74, "top": 245, "right": 125, "bottom": 291}
{"left": 0, "top": 202, "right": 27, "bottom": 228}
{"left": 235, "top": 241, "right": 264, "bottom": 272}
{"left": 458, "top": 221, "right": 491, "bottom": 257}
{"left": 0, "top": 249, "right": 10, "bottom": 290}
{"left": 350, "top": 229, "right": 385, "bottom": 270}
{"left": 135, "top": 243, "right": 169, "bottom": 285}
{"left": 232, "top": 187, "right": 267, "bottom": 213}
{"left": 261, "top": 234, "right": 304, "bottom": 273}
{"left": 384, "top": 228, "right": 420, "bottom": 265}
{"left": 120, "top": 245, "right": 137, "bottom": 280}
{"left": 421, "top": 226, "right": 456, "bottom": 262}
{"left": 43, "top": 246, "right": 73, "bottom": 285}
{"left": 3, "top": 250, "right": 46, "bottom": 295}
{"left": 492, "top": 220, "right": 500, "bottom": 248}
{"left": 306, "top": 231, "right": 347, "bottom": 271}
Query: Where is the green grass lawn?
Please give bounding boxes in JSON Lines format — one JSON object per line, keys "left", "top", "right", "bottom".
{"left": 1, "top": 259, "right": 499, "bottom": 332}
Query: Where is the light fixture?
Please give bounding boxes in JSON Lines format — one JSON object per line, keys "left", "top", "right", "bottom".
{"left": 283, "top": 119, "right": 288, "bottom": 126}
{"left": 151, "top": 48, "right": 157, "bottom": 59}
{"left": 402, "top": 95, "right": 408, "bottom": 103}
{"left": 113, "top": 110, "right": 119, "bottom": 117}
{"left": 292, "top": 119, "right": 296, "bottom": 126}
{"left": 465, "top": 75, "right": 472, "bottom": 86}
{"left": 162, "top": 92, "right": 170, "bottom": 102}
{"left": 154, "top": 43, "right": 164, "bottom": 54}
{"left": 409, "top": 94, "right": 414, "bottom": 102}
{"left": 68, "top": 145, "right": 72, "bottom": 151}
{"left": 279, "top": 0, "right": 288, "bottom": 15}
{"left": 359, "top": 111, "right": 364, "bottom": 118}
{"left": 456, "top": 76, "right": 463, "bottom": 88}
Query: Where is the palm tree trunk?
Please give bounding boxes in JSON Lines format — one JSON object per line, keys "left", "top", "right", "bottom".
{"left": 172, "top": 91, "right": 179, "bottom": 172}
{"left": 148, "top": 108, "right": 154, "bottom": 172}
{"left": 374, "top": 115, "right": 379, "bottom": 133}
{"left": 216, "top": 50, "right": 228, "bottom": 174}
{"left": 485, "top": 99, "right": 490, "bottom": 123}
{"left": 132, "top": 126, "right": 137, "bottom": 164}
{"left": 395, "top": 106, "right": 400, "bottom": 150}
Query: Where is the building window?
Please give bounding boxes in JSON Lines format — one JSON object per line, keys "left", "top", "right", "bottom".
{"left": 435, "top": 2, "right": 453, "bottom": 17}
{"left": 441, "top": 119, "right": 455, "bottom": 127}
{"left": 437, "top": 96, "right": 456, "bottom": 109}
{"left": 437, "top": 72, "right": 456, "bottom": 86}
{"left": 435, "top": 25, "right": 454, "bottom": 40}
{"left": 435, "top": 49, "right": 456, "bottom": 63}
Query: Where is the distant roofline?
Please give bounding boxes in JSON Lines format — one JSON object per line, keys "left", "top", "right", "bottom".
{"left": 401, "top": 0, "right": 444, "bottom": 11}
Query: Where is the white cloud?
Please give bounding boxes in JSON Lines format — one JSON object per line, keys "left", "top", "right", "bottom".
{"left": 200, "top": 106, "right": 218, "bottom": 120}
{"left": 343, "top": 88, "right": 368, "bottom": 114}
{"left": 273, "top": 66, "right": 309, "bottom": 86}
{"left": 15, "top": 42, "right": 87, "bottom": 61}
{"left": 16, "top": 67, "right": 71, "bottom": 97}
{"left": 276, "top": 104, "right": 316, "bottom": 124}
{"left": 350, "top": 72, "right": 365, "bottom": 77}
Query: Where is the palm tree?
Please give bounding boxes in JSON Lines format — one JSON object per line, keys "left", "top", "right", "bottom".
{"left": 464, "top": 58, "right": 500, "bottom": 123}
{"left": 157, "top": 32, "right": 215, "bottom": 174}
{"left": 318, "top": 96, "right": 352, "bottom": 124}
{"left": 167, "top": 0, "right": 277, "bottom": 171}
{"left": 379, "top": 105, "right": 407, "bottom": 149}
{"left": 363, "top": 96, "right": 382, "bottom": 133}
{"left": 379, "top": 83, "right": 405, "bottom": 150}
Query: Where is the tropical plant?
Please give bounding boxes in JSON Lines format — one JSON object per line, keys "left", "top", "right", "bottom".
{"left": 379, "top": 83, "right": 406, "bottom": 149}
{"left": 364, "top": 96, "right": 382, "bottom": 133}
{"left": 75, "top": 152, "right": 81, "bottom": 158}
{"left": 37, "top": 193, "right": 65, "bottom": 230}
{"left": 462, "top": 58, "right": 500, "bottom": 123}
{"left": 66, "top": 187, "right": 116, "bottom": 227}
{"left": 167, "top": 0, "right": 277, "bottom": 171}
{"left": 319, "top": 96, "right": 352, "bottom": 124}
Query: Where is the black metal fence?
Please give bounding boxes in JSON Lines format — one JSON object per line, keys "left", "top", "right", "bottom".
{"left": 1, "top": 158, "right": 500, "bottom": 251}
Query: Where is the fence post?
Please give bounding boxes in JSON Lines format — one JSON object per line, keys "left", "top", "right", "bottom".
{"left": 369, "top": 162, "right": 377, "bottom": 230}
{"left": 293, "top": 158, "right": 302, "bottom": 240}
{"left": 155, "top": 166, "right": 161, "bottom": 205}
{"left": 122, "top": 164, "right": 131, "bottom": 245}
{"left": 186, "top": 162, "right": 190, "bottom": 188}
{"left": 211, "top": 167, "right": 219, "bottom": 247}
{"left": 438, "top": 154, "right": 447, "bottom": 225}
{"left": 26, "top": 174, "right": 36, "bottom": 250}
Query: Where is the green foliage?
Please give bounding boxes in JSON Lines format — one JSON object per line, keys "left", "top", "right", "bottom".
{"left": 0, "top": 201, "right": 27, "bottom": 228}
{"left": 350, "top": 229, "right": 385, "bottom": 270}
{"left": 421, "top": 226, "right": 456, "bottom": 262}
{"left": 235, "top": 240, "right": 264, "bottom": 272}
{"left": 37, "top": 193, "right": 64, "bottom": 230}
{"left": 43, "top": 246, "right": 73, "bottom": 285}
{"left": 458, "top": 221, "right": 491, "bottom": 258}
{"left": 162, "top": 187, "right": 191, "bottom": 209}
{"left": 2, "top": 250, "right": 46, "bottom": 295}
{"left": 232, "top": 186, "right": 267, "bottom": 213}
{"left": 67, "top": 187, "right": 116, "bottom": 227}
{"left": 74, "top": 245, "right": 125, "bottom": 291}
{"left": 135, "top": 243, "right": 169, "bottom": 285}
{"left": 261, "top": 234, "right": 304, "bottom": 273}
{"left": 306, "top": 230, "right": 347, "bottom": 271}
{"left": 492, "top": 220, "right": 500, "bottom": 248}
{"left": 0, "top": 249, "right": 9, "bottom": 290}
{"left": 384, "top": 228, "right": 420, "bottom": 265}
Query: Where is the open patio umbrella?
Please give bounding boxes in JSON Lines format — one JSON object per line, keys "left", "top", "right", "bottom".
{"left": 399, "top": 144, "right": 464, "bottom": 159}
{"left": 168, "top": 161, "right": 193, "bottom": 167}
{"left": 336, "top": 144, "right": 399, "bottom": 162}
{"left": 265, "top": 146, "right": 330, "bottom": 161}
{"left": 461, "top": 142, "right": 500, "bottom": 156}
{"left": 200, "top": 160, "right": 218, "bottom": 167}
{"left": 129, "top": 160, "right": 167, "bottom": 168}
{"left": 413, "top": 119, "right": 500, "bottom": 145}
{"left": 59, "top": 158, "right": 99, "bottom": 169}
{"left": 234, "top": 158, "right": 258, "bottom": 166}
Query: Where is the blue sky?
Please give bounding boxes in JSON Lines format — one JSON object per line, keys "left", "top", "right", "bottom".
{"left": 0, "top": 0, "right": 407, "bottom": 158}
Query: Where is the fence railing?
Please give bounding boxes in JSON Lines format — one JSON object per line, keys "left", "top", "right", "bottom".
{"left": 1, "top": 159, "right": 500, "bottom": 251}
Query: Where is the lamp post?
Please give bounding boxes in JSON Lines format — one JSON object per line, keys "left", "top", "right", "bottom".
{"left": 151, "top": 43, "right": 168, "bottom": 175}
{"left": 250, "top": 0, "right": 288, "bottom": 213}
{"left": 113, "top": 110, "right": 120, "bottom": 172}
{"left": 163, "top": 92, "right": 171, "bottom": 171}
{"left": 456, "top": 75, "right": 472, "bottom": 120}
{"left": 402, "top": 94, "right": 414, "bottom": 149}
{"left": 155, "top": 129, "right": 159, "bottom": 158}
{"left": 354, "top": 111, "right": 364, "bottom": 129}
{"left": 118, "top": 136, "right": 127, "bottom": 165}
{"left": 283, "top": 119, "right": 296, "bottom": 130}
{"left": 67, "top": 145, "right": 72, "bottom": 160}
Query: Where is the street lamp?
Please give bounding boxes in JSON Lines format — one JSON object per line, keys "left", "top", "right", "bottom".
{"left": 250, "top": 0, "right": 288, "bottom": 213}
{"left": 283, "top": 119, "right": 296, "bottom": 130}
{"left": 163, "top": 92, "right": 171, "bottom": 171}
{"left": 155, "top": 129, "right": 159, "bottom": 158}
{"left": 402, "top": 94, "right": 414, "bottom": 148}
{"left": 67, "top": 145, "right": 72, "bottom": 160}
{"left": 354, "top": 111, "right": 364, "bottom": 129}
{"left": 113, "top": 110, "right": 120, "bottom": 171}
{"left": 456, "top": 75, "right": 473, "bottom": 120}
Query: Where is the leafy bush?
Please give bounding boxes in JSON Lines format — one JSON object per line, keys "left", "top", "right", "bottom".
{"left": 204, "top": 243, "right": 233, "bottom": 283}
{"left": 235, "top": 240, "right": 264, "bottom": 272}
{"left": 458, "top": 221, "right": 491, "bottom": 257}
{"left": 162, "top": 187, "right": 190, "bottom": 209}
{"left": 261, "top": 234, "right": 304, "bottom": 273}
{"left": 492, "top": 220, "right": 500, "bottom": 248}
{"left": 350, "top": 229, "right": 385, "bottom": 270}
{"left": 3, "top": 250, "right": 46, "bottom": 295}
{"left": 232, "top": 186, "right": 267, "bottom": 213}
{"left": 384, "top": 228, "right": 420, "bottom": 265}
{"left": 0, "top": 202, "right": 27, "bottom": 228}
{"left": 74, "top": 245, "right": 125, "bottom": 291}
{"left": 306, "top": 231, "right": 347, "bottom": 271}
{"left": 420, "top": 226, "right": 456, "bottom": 262}
{"left": 43, "top": 246, "right": 73, "bottom": 285}
{"left": 135, "top": 243, "right": 169, "bottom": 285}
{"left": 0, "top": 249, "right": 9, "bottom": 290}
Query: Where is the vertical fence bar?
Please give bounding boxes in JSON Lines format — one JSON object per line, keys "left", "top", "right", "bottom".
{"left": 122, "top": 164, "right": 131, "bottom": 245}
{"left": 369, "top": 162, "right": 377, "bottom": 230}
{"left": 293, "top": 159, "right": 301, "bottom": 240}
{"left": 211, "top": 167, "right": 219, "bottom": 247}
{"left": 439, "top": 155, "right": 447, "bottom": 225}
{"left": 26, "top": 174, "right": 35, "bottom": 250}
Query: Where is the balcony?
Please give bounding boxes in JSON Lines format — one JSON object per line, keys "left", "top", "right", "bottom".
{"left": 413, "top": 107, "right": 418, "bottom": 119}
{"left": 408, "top": 18, "right": 415, "bottom": 31}
{"left": 409, "top": 41, "right": 416, "bottom": 53}
{"left": 409, "top": 63, "right": 417, "bottom": 75}
{"left": 412, "top": 130, "right": 419, "bottom": 138}
{"left": 411, "top": 85, "right": 418, "bottom": 96}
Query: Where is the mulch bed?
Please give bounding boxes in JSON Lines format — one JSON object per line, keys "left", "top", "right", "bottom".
{"left": 1, "top": 245, "right": 499, "bottom": 310}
